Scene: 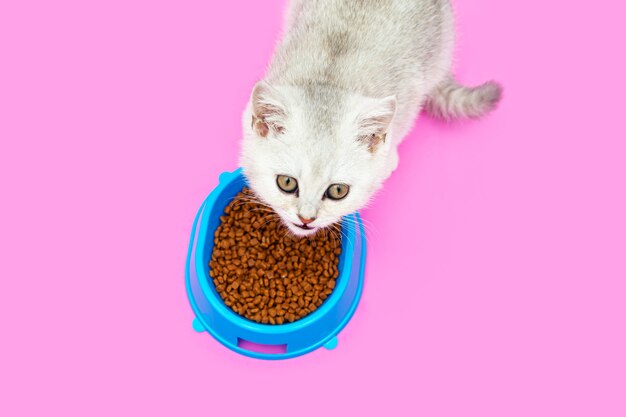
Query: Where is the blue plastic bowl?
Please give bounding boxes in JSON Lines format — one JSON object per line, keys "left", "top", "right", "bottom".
{"left": 185, "top": 169, "right": 366, "bottom": 360}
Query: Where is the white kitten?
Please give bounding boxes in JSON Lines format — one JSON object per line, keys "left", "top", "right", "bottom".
{"left": 240, "top": 0, "right": 501, "bottom": 237}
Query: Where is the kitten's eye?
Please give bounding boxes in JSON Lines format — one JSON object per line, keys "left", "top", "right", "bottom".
{"left": 276, "top": 175, "right": 298, "bottom": 194}
{"left": 325, "top": 184, "right": 350, "bottom": 200}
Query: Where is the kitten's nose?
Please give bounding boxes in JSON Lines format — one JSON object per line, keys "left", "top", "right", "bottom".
{"left": 298, "top": 215, "right": 316, "bottom": 225}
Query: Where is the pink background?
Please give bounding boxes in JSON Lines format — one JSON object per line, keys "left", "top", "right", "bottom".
{"left": 1, "top": 1, "right": 625, "bottom": 416}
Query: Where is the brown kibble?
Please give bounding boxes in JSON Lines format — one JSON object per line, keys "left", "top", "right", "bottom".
{"left": 209, "top": 187, "right": 341, "bottom": 325}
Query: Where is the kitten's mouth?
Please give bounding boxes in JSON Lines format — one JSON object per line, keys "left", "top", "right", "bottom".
{"left": 287, "top": 221, "right": 319, "bottom": 236}
{"left": 294, "top": 222, "right": 314, "bottom": 231}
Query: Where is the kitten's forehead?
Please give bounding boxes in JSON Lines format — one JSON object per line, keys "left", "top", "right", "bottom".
{"left": 271, "top": 145, "right": 347, "bottom": 194}
{"left": 301, "top": 154, "right": 337, "bottom": 181}
{"left": 256, "top": 85, "right": 371, "bottom": 187}
{"left": 300, "top": 84, "right": 345, "bottom": 133}
{"left": 282, "top": 137, "right": 364, "bottom": 190}
{"left": 284, "top": 146, "right": 343, "bottom": 181}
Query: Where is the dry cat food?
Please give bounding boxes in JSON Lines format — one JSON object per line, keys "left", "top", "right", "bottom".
{"left": 208, "top": 188, "right": 342, "bottom": 324}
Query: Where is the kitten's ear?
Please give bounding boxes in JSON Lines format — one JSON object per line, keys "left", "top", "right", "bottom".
{"left": 355, "top": 96, "right": 396, "bottom": 153}
{"left": 251, "top": 81, "right": 287, "bottom": 138}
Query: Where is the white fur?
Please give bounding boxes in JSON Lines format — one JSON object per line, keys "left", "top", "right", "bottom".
{"left": 240, "top": 0, "right": 501, "bottom": 236}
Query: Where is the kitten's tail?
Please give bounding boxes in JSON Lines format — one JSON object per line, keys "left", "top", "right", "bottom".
{"left": 424, "top": 77, "right": 503, "bottom": 120}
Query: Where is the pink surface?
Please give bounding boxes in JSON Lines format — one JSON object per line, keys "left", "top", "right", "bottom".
{"left": 1, "top": 1, "right": 625, "bottom": 416}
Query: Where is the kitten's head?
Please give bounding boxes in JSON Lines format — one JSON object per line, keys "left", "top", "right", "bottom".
{"left": 240, "top": 81, "right": 396, "bottom": 237}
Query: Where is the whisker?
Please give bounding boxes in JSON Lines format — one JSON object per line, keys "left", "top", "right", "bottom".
{"left": 330, "top": 222, "right": 353, "bottom": 249}
{"left": 327, "top": 226, "right": 341, "bottom": 246}
{"left": 230, "top": 198, "right": 277, "bottom": 214}
{"left": 256, "top": 214, "right": 281, "bottom": 229}
{"left": 341, "top": 215, "right": 378, "bottom": 240}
